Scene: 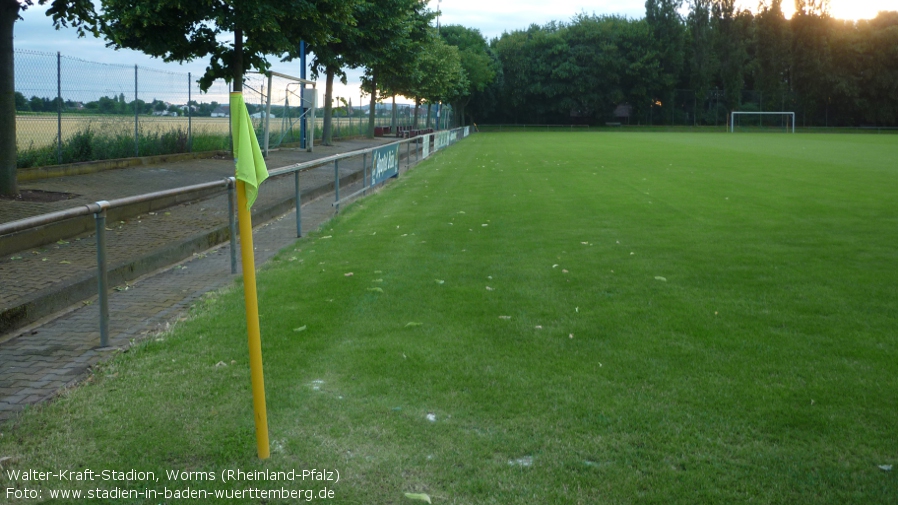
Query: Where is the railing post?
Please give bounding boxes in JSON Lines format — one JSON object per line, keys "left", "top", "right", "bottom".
{"left": 334, "top": 160, "right": 340, "bottom": 213}
{"left": 295, "top": 171, "right": 302, "bottom": 237}
{"left": 227, "top": 179, "right": 237, "bottom": 274}
{"left": 363, "top": 153, "right": 368, "bottom": 196}
{"left": 93, "top": 202, "right": 111, "bottom": 348}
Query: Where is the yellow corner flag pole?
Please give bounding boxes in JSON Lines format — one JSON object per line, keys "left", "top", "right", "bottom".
{"left": 231, "top": 91, "right": 270, "bottom": 459}
{"left": 236, "top": 180, "right": 269, "bottom": 460}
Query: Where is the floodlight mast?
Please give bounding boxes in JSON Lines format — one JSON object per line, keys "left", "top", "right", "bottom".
{"left": 730, "top": 111, "right": 796, "bottom": 133}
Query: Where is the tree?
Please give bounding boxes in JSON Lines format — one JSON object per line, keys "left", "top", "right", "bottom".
{"left": 1, "top": 0, "right": 97, "bottom": 195}
{"left": 686, "top": 0, "right": 716, "bottom": 123}
{"left": 408, "top": 32, "right": 465, "bottom": 127}
{"left": 440, "top": 25, "right": 497, "bottom": 126}
{"left": 711, "top": 0, "right": 750, "bottom": 113}
{"left": 358, "top": 0, "right": 433, "bottom": 137}
{"left": 754, "top": 0, "right": 791, "bottom": 110}
{"left": 303, "top": 1, "right": 361, "bottom": 145}
{"left": 645, "top": 0, "right": 686, "bottom": 124}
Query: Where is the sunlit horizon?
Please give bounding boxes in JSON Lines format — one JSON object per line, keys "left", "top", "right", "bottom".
{"left": 737, "top": 0, "right": 894, "bottom": 21}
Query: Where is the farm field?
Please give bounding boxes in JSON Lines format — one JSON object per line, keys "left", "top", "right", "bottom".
{"left": 16, "top": 114, "right": 412, "bottom": 150}
{"left": 1, "top": 132, "right": 896, "bottom": 503}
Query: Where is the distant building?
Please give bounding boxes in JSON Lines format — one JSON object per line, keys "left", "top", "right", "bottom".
{"left": 250, "top": 111, "right": 276, "bottom": 119}
{"left": 211, "top": 105, "right": 230, "bottom": 118}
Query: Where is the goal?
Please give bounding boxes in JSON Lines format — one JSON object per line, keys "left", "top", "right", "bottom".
{"left": 729, "top": 111, "right": 795, "bottom": 133}
{"left": 244, "top": 71, "right": 318, "bottom": 154}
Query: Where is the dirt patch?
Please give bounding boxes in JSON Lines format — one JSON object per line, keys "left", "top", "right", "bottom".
{"left": 0, "top": 190, "right": 80, "bottom": 203}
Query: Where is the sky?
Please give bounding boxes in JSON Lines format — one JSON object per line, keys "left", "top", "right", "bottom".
{"left": 15, "top": 0, "right": 897, "bottom": 106}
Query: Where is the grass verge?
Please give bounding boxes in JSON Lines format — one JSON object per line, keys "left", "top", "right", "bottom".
{"left": 1, "top": 132, "right": 896, "bottom": 504}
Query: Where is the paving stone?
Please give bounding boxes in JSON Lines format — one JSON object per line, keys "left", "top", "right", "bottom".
{"left": 1, "top": 137, "right": 436, "bottom": 423}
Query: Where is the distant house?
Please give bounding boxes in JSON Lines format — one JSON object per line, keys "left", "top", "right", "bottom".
{"left": 152, "top": 110, "right": 178, "bottom": 117}
{"left": 211, "top": 105, "right": 230, "bottom": 118}
{"left": 250, "top": 111, "right": 276, "bottom": 119}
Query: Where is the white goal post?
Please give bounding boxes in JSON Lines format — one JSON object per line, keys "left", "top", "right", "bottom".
{"left": 730, "top": 111, "right": 795, "bottom": 133}
{"left": 245, "top": 71, "right": 318, "bottom": 155}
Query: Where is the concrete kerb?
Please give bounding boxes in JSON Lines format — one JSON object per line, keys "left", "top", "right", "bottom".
{"left": 0, "top": 168, "right": 367, "bottom": 337}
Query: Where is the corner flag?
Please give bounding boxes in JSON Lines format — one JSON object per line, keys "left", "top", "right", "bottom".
{"left": 231, "top": 92, "right": 269, "bottom": 209}
{"left": 230, "top": 91, "right": 270, "bottom": 459}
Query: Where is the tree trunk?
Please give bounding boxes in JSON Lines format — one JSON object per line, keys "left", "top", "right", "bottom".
{"left": 321, "top": 66, "right": 335, "bottom": 145}
{"left": 413, "top": 97, "right": 420, "bottom": 128}
{"left": 366, "top": 69, "right": 377, "bottom": 139}
{"left": 0, "top": 0, "right": 20, "bottom": 196}
{"left": 232, "top": 28, "right": 243, "bottom": 93}
{"left": 391, "top": 95, "right": 397, "bottom": 130}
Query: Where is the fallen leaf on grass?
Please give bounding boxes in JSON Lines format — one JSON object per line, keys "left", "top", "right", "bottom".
{"left": 535, "top": 325, "right": 543, "bottom": 329}
{"left": 425, "top": 413, "right": 437, "bottom": 422}
{"left": 344, "top": 272, "right": 354, "bottom": 277}
{"left": 404, "top": 493, "right": 432, "bottom": 503}
{"left": 321, "top": 235, "right": 333, "bottom": 239}
{"left": 56, "top": 240, "right": 69, "bottom": 245}
{"left": 486, "top": 286, "right": 494, "bottom": 291}
{"left": 499, "top": 316, "right": 511, "bottom": 320}
{"left": 562, "top": 269, "right": 569, "bottom": 274}
{"left": 59, "top": 260, "right": 71, "bottom": 264}
{"left": 508, "top": 456, "right": 533, "bottom": 467}
{"left": 367, "top": 287, "right": 384, "bottom": 293}
{"left": 215, "top": 361, "right": 228, "bottom": 367}
{"left": 552, "top": 264, "right": 559, "bottom": 268}
{"left": 435, "top": 279, "right": 444, "bottom": 285}
{"left": 879, "top": 465, "right": 892, "bottom": 471}
{"left": 405, "top": 322, "right": 423, "bottom": 328}
{"left": 569, "top": 333, "right": 574, "bottom": 339}
{"left": 9, "top": 256, "right": 22, "bottom": 260}
{"left": 655, "top": 276, "right": 667, "bottom": 282}
{"left": 293, "top": 326, "right": 307, "bottom": 332}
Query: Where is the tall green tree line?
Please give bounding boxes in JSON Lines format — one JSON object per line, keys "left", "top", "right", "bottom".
{"left": 474, "top": 3, "right": 898, "bottom": 127}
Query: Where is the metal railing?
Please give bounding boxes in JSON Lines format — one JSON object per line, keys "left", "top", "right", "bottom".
{"left": 0, "top": 127, "right": 472, "bottom": 346}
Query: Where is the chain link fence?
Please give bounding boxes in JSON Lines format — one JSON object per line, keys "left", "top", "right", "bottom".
{"left": 15, "top": 49, "right": 230, "bottom": 169}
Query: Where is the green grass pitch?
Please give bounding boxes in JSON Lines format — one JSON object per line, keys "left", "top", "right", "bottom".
{"left": 2, "top": 132, "right": 896, "bottom": 503}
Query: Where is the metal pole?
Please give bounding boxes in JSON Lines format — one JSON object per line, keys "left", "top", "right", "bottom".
{"left": 134, "top": 65, "right": 139, "bottom": 157}
{"left": 188, "top": 72, "right": 192, "bottom": 152}
{"left": 94, "top": 203, "right": 110, "bottom": 348}
{"left": 295, "top": 171, "right": 302, "bottom": 237}
{"left": 263, "top": 72, "right": 273, "bottom": 157}
{"left": 334, "top": 160, "right": 340, "bottom": 213}
{"left": 57, "top": 52, "right": 62, "bottom": 165}
{"left": 363, "top": 153, "right": 368, "bottom": 196}
{"left": 227, "top": 179, "right": 237, "bottom": 274}
{"left": 300, "top": 40, "right": 307, "bottom": 149}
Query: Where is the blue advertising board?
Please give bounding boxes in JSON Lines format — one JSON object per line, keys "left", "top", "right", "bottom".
{"left": 371, "top": 144, "right": 400, "bottom": 185}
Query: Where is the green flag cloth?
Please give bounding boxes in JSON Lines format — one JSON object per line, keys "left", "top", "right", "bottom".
{"left": 230, "top": 92, "right": 269, "bottom": 209}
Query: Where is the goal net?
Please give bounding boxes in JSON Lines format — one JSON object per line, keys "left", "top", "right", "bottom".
{"left": 244, "top": 71, "right": 318, "bottom": 154}
{"left": 730, "top": 111, "right": 795, "bottom": 133}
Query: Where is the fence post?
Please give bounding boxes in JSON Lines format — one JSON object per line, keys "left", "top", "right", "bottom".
{"left": 295, "top": 171, "right": 302, "bottom": 237}
{"left": 134, "top": 65, "right": 139, "bottom": 157}
{"left": 93, "top": 202, "right": 110, "bottom": 348}
{"left": 363, "top": 153, "right": 368, "bottom": 196}
{"left": 188, "top": 72, "right": 192, "bottom": 152}
{"left": 334, "top": 160, "right": 340, "bottom": 213}
{"left": 263, "top": 72, "right": 272, "bottom": 157}
{"left": 56, "top": 52, "right": 62, "bottom": 165}
{"left": 227, "top": 179, "right": 237, "bottom": 274}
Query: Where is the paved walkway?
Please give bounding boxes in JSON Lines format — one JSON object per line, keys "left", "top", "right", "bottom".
{"left": 0, "top": 137, "right": 422, "bottom": 423}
